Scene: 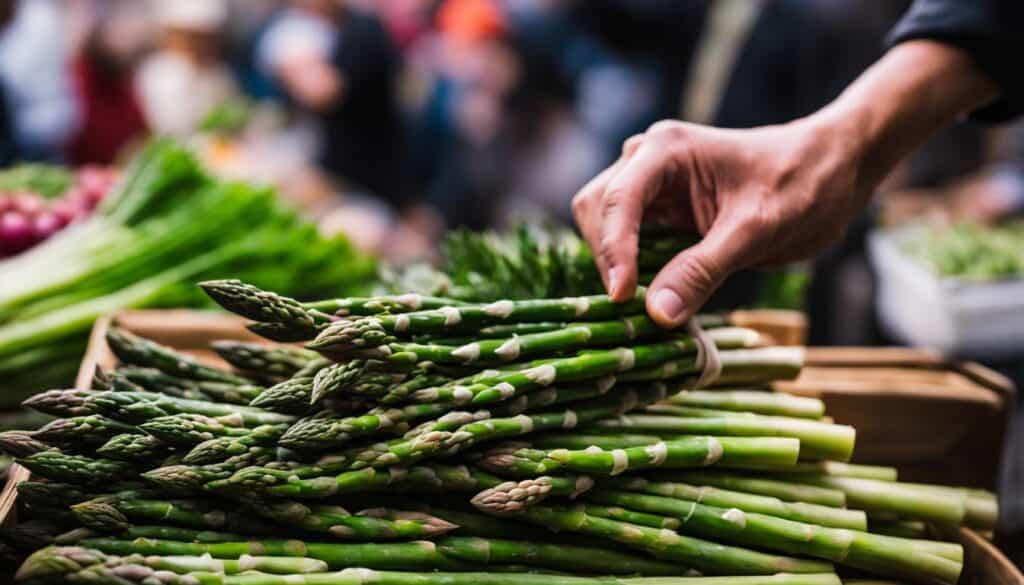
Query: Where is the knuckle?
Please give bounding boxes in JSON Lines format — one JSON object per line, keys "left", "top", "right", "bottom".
{"left": 676, "top": 252, "right": 724, "bottom": 295}
{"left": 648, "top": 120, "right": 688, "bottom": 140}
{"left": 570, "top": 191, "right": 592, "bottom": 215}
{"left": 622, "top": 134, "right": 644, "bottom": 155}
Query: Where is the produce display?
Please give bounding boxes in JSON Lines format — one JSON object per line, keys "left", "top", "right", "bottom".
{"left": 0, "top": 280, "right": 996, "bottom": 585}
{"left": 0, "top": 141, "right": 374, "bottom": 406}
{"left": 0, "top": 165, "right": 116, "bottom": 258}
{"left": 902, "top": 220, "right": 1024, "bottom": 280}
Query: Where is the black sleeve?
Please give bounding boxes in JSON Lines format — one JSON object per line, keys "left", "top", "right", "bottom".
{"left": 887, "top": 0, "right": 1024, "bottom": 122}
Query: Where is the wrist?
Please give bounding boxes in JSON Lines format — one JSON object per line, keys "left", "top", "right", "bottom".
{"left": 807, "top": 40, "right": 999, "bottom": 195}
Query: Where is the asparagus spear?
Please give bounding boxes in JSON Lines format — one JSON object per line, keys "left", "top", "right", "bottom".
{"left": 17, "top": 451, "right": 139, "bottom": 484}
{"left": 56, "top": 536, "right": 828, "bottom": 578}
{"left": 106, "top": 327, "right": 250, "bottom": 384}
{"left": 403, "top": 331, "right": 763, "bottom": 407}
{"left": 663, "top": 391, "right": 825, "bottom": 419}
{"left": 644, "top": 472, "right": 847, "bottom": 508}
{"left": 312, "top": 315, "right": 669, "bottom": 366}
{"left": 140, "top": 413, "right": 251, "bottom": 447}
{"left": 336, "top": 383, "right": 670, "bottom": 473}
{"left": 311, "top": 360, "right": 455, "bottom": 405}
{"left": 490, "top": 503, "right": 833, "bottom": 575}
{"left": 719, "top": 462, "right": 898, "bottom": 481}
{"left": 211, "top": 340, "right": 316, "bottom": 379}
{"left": 582, "top": 490, "right": 962, "bottom": 584}
{"left": 580, "top": 413, "right": 855, "bottom": 461}
{"left": 141, "top": 447, "right": 275, "bottom": 495}
{"left": 33, "top": 414, "right": 140, "bottom": 446}
{"left": 24, "top": 388, "right": 294, "bottom": 426}
{"left": 249, "top": 377, "right": 316, "bottom": 414}
{"left": 96, "top": 433, "right": 171, "bottom": 463}
{"left": 16, "top": 481, "right": 95, "bottom": 508}
{"left": 0, "top": 430, "right": 53, "bottom": 457}
{"left": 248, "top": 501, "right": 458, "bottom": 540}
{"left": 16, "top": 546, "right": 328, "bottom": 582}
{"left": 779, "top": 476, "right": 967, "bottom": 525}
{"left": 182, "top": 425, "right": 289, "bottom": 465}
{"left": 278, "top": 402, "right": 452, "bottom": 453}
{"left": 433, "top": 535, "right": 693, "bottom": 577}
{"left": 111, "top": 367, "right": 211, "bottom": 401}
{"left": 311, "top": 290, "right": 649, "bottom": 351}
{"left": 72, "top": 496, "right": 281, "bottom": 536}
{"left": 528, "top": 432, "right": 672, "bottom": 451}
{"left": 92, "top": 389, "right": 295, "bottom": 426}
{"left": 541, "top": 436, "right": 800, "bottom": 475}
{"left": 471, "top": 476, "right": 594, "bottom": 512}
{"left": 591, "top": 476, "right": 859, "bottom": 529}
{"left": 200, "top": 279, "right": 330, "bottom": 334}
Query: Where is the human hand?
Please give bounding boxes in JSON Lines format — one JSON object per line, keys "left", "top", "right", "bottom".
{"left": 573, "top": 40, "right": 1000, "bottom": 328}
{"left": 572, "top": 118, "right": 870, "bottom": 328}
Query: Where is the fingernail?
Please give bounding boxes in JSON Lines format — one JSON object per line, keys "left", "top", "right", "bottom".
{"left": 607, "top": 267, "right": 620, "bottom": 296}
{"left": 652, "top": 289, "right": 685, "bottom": 322}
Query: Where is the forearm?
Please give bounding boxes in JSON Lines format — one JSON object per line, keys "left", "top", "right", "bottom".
{"left": 811, "top": 40, "right": 1000, "bottom": 194}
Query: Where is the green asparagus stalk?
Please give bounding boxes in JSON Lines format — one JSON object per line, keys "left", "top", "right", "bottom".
{"left": 16, "top": 481, "right": 95, "bottom": 508}
{"left": 139, "top": 413, "right": 251, "bottom": 447}
{"left": 111, "top": 367, "right": 210, "bottom": 401}
{"left": 55, "top": 536, "right": 837, "bottom": 578}
{"left": 310, "top": 290, "right": 649, "bottom": 351}
{"left": 141, "top": 447, "right": 275, "bottom": 495}
{"left": 0, "top": 430, "right": 53, "bottom": 457}
{"left": 538, "top": 436, "right": 800, "bottom": 476}
{"left": 106, "top": 327, "right": 250, "bottom": 384}
{"left": 432, "top": 535, "right": 693, "bottom": 577}
{"left": 200, "top": 279, "right": 330, "bottom": 335}
{"left": 581, "top": 490, "right": 962, "bottom": 584}
{"left": 311, "top": 315, "right": 667, "bottom": 365}
{"left": 493, "top": 503, "right": 833, "bottom": 575}
{"left": 211, "top": 340, "right": 316, "bottom": 379}
{"left": 779, "top": 476, "right": 967, "bottom": 525}
{"left": 663, "top": 391, "right": 825, "bottom": 419}
{"left": 580, "top": 413, "right": 855, "bottom": 461}
{"left": 278, "top": 403, "right": 453, "bottom": 453}
{"left": 18, "top": 451, "right": 139, "bottom": 484}
{"left": 471, "top": 475, "right": 594, "bottom": 512}
{"left": 249, "top": 377, "right": 316, "bottom": 414}
{"left": 403, "top": 331, "right": 763, "bottom": 407}
{"left": 24, "top": 388, "right": 295, "bottom": 426}
{"left": 720, "top": 462, "right": 898, "bottom": 481}
{"left": 33, "top": 414, "right": 140, "bottom": 446}
{"left": 15, "top": 546, "right": 329, "bottom": 582}
{"left": 335, "top": 383, "right": 671, "bottom": 473}
{"left": 182, "top": 424, "right": 289, "bottom": 465}
{"left": 96, "top": 433, "right": 171, "bottom": 463}
{"left": 644, "top": 472, "right": 846, "bottom": 508}
{"left": 595, "top": 477, "right": 863, "bottom": 530}
{"left": 248, "top": 501, "right": 458, "bottom": 540}
{"left": 95, "top": 389, "right": 295, "bottom": 425}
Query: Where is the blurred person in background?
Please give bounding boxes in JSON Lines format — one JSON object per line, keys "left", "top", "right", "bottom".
{"left": 137, "top": 0, "right": 238, "bottom": 138}
{"left": 409, "top": 0, "right": 523, "bottom": 229}
{"left": 0, "top": 0, "right": 77, "bottom": 161}
{"left": 258, "top": 0, "right": 407, "bottom": 208}
{"left": 67, "top": 0, "right": 150, "bottom": 165}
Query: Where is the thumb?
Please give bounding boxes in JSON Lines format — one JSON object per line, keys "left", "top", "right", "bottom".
{"left": 646, "top": 223, "right": 747, "bottom": 328}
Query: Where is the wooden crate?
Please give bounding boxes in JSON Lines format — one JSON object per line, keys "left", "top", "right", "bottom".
{"left": 775, "top": 347, "right": 1016, "bottom": 490}
{"left": 0, "top": 310, "right": 1020, "bottom": 583}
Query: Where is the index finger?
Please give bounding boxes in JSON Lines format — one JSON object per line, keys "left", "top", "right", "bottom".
{"left": 598, "top": 141, "right": 673, "bottom": 301}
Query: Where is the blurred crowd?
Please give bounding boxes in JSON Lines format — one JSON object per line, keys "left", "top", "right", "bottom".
{"left": 0, "top": 0, "right": 1021, "bottom": 277}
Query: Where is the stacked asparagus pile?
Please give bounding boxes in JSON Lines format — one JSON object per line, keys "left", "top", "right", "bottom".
{"left": 0, "top": 281, "right": 997, "bottom": 585}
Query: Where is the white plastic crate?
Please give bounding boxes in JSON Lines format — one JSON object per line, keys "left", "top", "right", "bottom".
{"left": 868, "top": 226, "right": 1024, "bottom": 360}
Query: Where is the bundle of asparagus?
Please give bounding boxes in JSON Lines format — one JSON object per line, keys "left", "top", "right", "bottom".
{"left": 0, "top": 282, "right": 997, "bottom": 585}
